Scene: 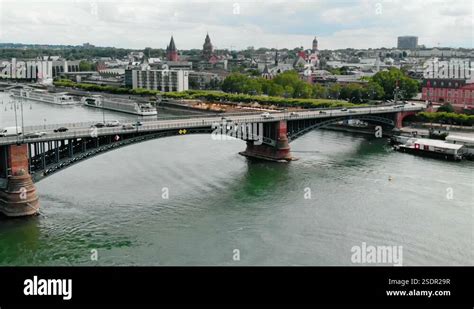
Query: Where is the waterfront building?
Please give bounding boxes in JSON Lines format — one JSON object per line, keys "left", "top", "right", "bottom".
{"left": 421, "top": 78, "right": 474, "bottom": 111}
{"left": 51, "top": 60, "right": 80, "bottom": 77}
{"left": 125, "top": 68, "right": 189, "bottom": 92}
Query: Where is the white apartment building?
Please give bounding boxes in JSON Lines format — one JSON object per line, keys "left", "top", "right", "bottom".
{"left": 125, "top": 69, "right": 189, "bottom": 92}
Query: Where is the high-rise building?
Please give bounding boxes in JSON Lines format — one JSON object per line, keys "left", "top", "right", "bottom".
{"left": 166, "top": 36, "right": 179, "bottom": 61}
{"left": 202, "top": 33, "right": 213, "bottom": 60}
{"left": 397, "top": 36, "right": 418, "bottom": 50}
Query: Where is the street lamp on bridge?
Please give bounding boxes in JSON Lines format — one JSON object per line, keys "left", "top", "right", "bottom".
{"left": 12, "top": 91, "right": 26, "bottom": 144}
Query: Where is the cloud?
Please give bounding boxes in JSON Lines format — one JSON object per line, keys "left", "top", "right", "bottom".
{"left": 0, "top": 0, "right": 471, "bottom": 50}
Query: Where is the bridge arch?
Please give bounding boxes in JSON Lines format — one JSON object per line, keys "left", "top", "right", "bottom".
{"left": 29, "top": 127, "right": 213, "bottom": 182}
{"left": 287, "top": 115, "right": 395, "bottom": 142}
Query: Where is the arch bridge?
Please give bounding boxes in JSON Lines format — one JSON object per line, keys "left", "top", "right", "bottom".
{"left": 0, "top": 103, "right": 423, "bottom": 217}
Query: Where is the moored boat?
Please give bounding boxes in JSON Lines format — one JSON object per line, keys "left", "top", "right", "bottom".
{"left": 81, "top": 95, "right": 157, "bottom": 116}
{"left": 393, "top": 138, "right": 465, "bottom": 161}
{"left": 445, "top": 135, "right": 474, "bottom": 160}
{"left": 10, "top": 88, "right": 76, "bottom": 105}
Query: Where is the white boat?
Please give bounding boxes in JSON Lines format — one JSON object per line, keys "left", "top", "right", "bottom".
{"left": 394, "top": 138, "right": 465, "bottom": 161}
{"left": 10, "top": 88, "right": 76, "bottom": 105}
{"left": 445, "top": 135, "right": 474, "bottom": 158}
{"left": 81, "top": 95, "right": 157, "bottom": 116}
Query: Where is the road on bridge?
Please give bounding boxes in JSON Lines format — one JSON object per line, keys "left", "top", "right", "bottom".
{"left": 0, "top": 102, "right": 426, "bottom": 146}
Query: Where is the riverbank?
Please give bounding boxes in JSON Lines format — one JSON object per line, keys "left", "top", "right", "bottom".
{"left": 400, "top": 126, "right": 474, "bottom": 139}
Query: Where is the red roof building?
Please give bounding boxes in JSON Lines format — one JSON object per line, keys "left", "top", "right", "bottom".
{"left": 297, "top": 51, "right": 307, "bottom": 60}
{"left": 421, "top": 79, "right": 474, "bottom": 111}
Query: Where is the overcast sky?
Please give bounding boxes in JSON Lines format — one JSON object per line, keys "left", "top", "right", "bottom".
{"left": 0, "top": 0, "right": 472, "bottom": 50}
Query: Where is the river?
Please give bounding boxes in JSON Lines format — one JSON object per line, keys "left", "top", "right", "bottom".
{"left": 0, "top": 92, "right": 472, "bottom": 266}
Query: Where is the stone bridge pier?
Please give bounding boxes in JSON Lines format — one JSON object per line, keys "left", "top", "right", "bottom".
{"left": 0, "top": 144, "right": 39, "bottom": 217}
{"left": 239, "top": 120, "right": 293, "bottom": 162}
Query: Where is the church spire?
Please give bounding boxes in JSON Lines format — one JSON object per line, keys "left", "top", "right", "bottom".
{"left": 166, "top": 36, "right": 179, "bottom": 61}
{"left": 203, "top": 32, "right": 214, "bottom": 60}
{"left": 312, "top": 36, "right": 318, "bottom": 52}
{"left": 168, "top": 36, "right": 176, "bottom": 52}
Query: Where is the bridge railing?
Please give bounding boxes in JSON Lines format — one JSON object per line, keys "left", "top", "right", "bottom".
{"left": 18, "top": 103, "right": 424, "bottom": 132}
{"left": 0, "top": 104, "right": 425, "bottom": 145}
{"left": 19, "top": 110, "right": 267, "bottom": 132}
{"left": 1, "top": 117, "right": 263, "bottom": 145}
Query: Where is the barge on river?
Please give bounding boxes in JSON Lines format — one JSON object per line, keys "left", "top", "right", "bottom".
{"left": 393, "top": 138, "right": 465, "bottom": 161}
{"left": 81, "top": 95, "right": 157, "bottom": 116}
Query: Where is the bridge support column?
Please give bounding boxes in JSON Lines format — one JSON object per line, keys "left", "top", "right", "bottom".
{"left": 0, "top": 144, "right": 39, "bottom": 217}
{"left": 239, "top": 120, "right": 293, "bottom": 162}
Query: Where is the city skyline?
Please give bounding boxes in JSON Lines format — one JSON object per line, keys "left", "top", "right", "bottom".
{"left": 0, "top": 0, "right": 472, "bottom": 50}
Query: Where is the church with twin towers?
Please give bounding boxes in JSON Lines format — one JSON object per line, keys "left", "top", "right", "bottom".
{"left": 166, "top": 33, "right": 215, "bottom": 62}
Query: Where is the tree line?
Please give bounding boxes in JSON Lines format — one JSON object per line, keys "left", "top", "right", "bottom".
{"left": 417, "top": 112, "right": 474, "bottom": 126}
{"left": 53, "top": 79, "right": 357, "bottom": 109}
{"left": 221, "top": 68, "right": 419, "bottom": 103}
{"left": 0, "top": 47, "right": 131, "bottom": 61}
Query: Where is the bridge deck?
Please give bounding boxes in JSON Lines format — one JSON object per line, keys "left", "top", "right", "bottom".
{"left": 0, "top": 104, "right": 424, "bottom": 146}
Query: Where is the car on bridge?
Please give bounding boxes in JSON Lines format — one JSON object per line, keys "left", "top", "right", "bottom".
{"left": 122, "top": 124, "right": 134, "bottom": 130}
{"left": 53, "top": 127, "right": 68, "bottom": 133}
{"left": 341, "top": 108, "right": 348, "bottom": 112}
{"left": 132, "top": 121, "right": 143, "bottom": 127}
{"left": 261, "top": 112, "right": 272, "bottom": 118}
{"left": 24, "top": 131, "right": 47, "bottom": 138}
{"left": 106, "top": 120, "right": 121, "bottom": 127}
{"left": 92, "top": 122, "right": 106, "bottom": 128}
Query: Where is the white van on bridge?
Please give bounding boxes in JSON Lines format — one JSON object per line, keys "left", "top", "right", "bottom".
{"left": 0, "top": 127, "right": 22, "bottom": 137}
